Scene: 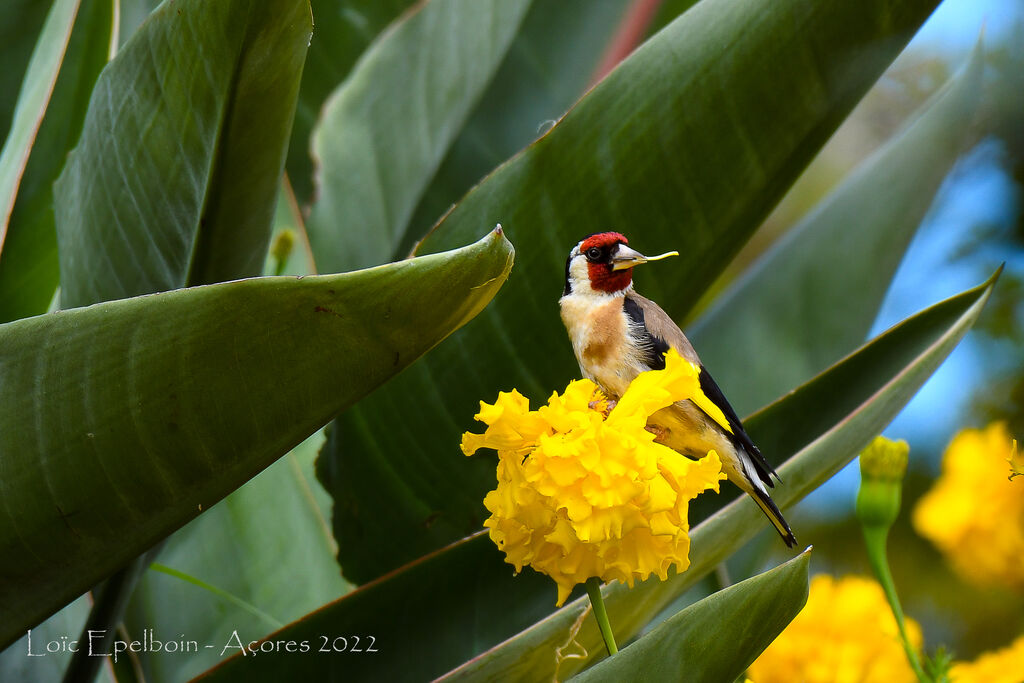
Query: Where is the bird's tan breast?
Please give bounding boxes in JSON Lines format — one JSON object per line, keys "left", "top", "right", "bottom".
{"left": 560, "top": 294, "right": 646, "bottom": 397}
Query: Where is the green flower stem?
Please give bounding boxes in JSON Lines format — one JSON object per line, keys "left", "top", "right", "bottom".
{"left": 586, "top": 577, "right": 618, "bottom": 656}
{"left": 861, "top": 526, "right": 928, "bottom": 682}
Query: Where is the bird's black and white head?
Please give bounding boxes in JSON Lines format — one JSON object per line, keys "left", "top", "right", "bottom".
{"left": 562, "top": 232, "right": 677, "bottom": 297}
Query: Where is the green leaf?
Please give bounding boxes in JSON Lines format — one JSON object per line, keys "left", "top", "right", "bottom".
{"left": 54, "top": 0, "right": 312, "bottom": 308}
{"left": 0, "top": 0, "right": 113, "bottom": 323}
{"left": 441, "top": 271, "right": 996, "bottom": 682}
{"left": 196, "top": 272, "right": 996, "bottom": 683}
{"left": 121, "top": 202, "right": 328, "bottom": 683}
{"left": 194, "top": 532, "right": 556, "bottom": 683}
{"left": 0, "top": 0, "right": 50, "bottom": 140}
{"left": 306, "top": 0, "right": 532, "bottom": 274}
{"left": 118, "top": 189, "right": 330, "bottom": 683}
{"left": 52, "top": 2, "right": 314, "bottom": 676}
{"left": 316, "top": 0, "right": 629, "bottom": 586}
{"left": 570, "top": 551, "right": 810, "bottom": 683}
{"left": 286, "top": 0, "right": 418, "bottom": 205}
{"left": 0, "top": 0, "right": 81, "bottom": 252}
{"left": 0, "top": 228, "right": 513, "bottom": 649}
{"left": 399, "top": 0, "right": 629, "bottom": 258}
{"left": 319, "top": 0, "right": 943, "bottom": 583}
{"left": 124, "top": 432, "right": 350, "bottom": 682}
{"left": 689, "top": 44, "right": 986, "bottom": 416}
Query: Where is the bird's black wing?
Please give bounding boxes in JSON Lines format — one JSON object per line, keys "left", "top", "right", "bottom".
{"left": 623, "top": 297, "right": 670, "bottom": 370}
{"left": 696, "top": 366, "right": 778, "bottom": 486}
{"left": 623, "top": 296, "right": 778, "bottom": 487}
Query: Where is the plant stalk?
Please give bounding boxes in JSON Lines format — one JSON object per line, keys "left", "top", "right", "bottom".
{"left": 862, "top": 526, "right": 928, "bottom": 682}
{"left": 585, "top": 577, "right": 618, "bottom": 656}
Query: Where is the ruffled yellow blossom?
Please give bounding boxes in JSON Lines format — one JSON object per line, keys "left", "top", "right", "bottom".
{"left": 461, "top": 348, "right": 725, "bottom": 606}
{"left": 949, "top": 634, "right": 1024, "bottom": 683}
{"left": 747, "top": 574, "right": 924, "bottom": 683}
{"left": 912, "top": 422, "right": 1024, "bottom": 590}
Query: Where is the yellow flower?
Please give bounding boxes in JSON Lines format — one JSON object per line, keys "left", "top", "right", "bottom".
{"left": 461, "top": 348, "right": 725, "bottom": 606}
{"left": 912, "top": 422, "right": 1024, "bottom": 590}
{"left": 748, "top": 574, "right": 923, "bottom": 683}
{"left": 949, "top": 634, "right": 1024, "bottom": 683}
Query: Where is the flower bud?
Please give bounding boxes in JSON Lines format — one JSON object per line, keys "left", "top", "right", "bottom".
{"left": 270, "top": 229, "right": 295, "bottom": 275}
{"left": 856, "top": 436, "right": 909, "bottom": 530}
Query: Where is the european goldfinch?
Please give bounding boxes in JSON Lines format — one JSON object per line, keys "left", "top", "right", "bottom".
{"left": 559, "top": 232, "right": 796, "bottom": 547}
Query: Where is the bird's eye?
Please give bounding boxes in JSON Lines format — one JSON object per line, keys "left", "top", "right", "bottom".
{"left": 585, "top": 247, "right": 602, "bottom": 261}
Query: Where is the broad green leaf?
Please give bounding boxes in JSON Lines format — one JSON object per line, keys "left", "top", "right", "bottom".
{"left": 198, "top": 272, "right": 995, "bottom": 683}
{"left": 54, "top": 0, "right": 312, "bottom": 308}
{"left": 441, "top": 271, "right": 996, "bottom": 682}
{"left": 320, "top": 0, "right": 943, "bottom": 583}
{"left": 317, "top": 0, "right": 628, "bottom": 585}
{"left": 119, "top": 185, "right": 324, "bottom": 683}
{"left": 61, "top": 4, "right": 321, "bottom": 670}
{"left": 570, "top": 551, "right": 810, "bottom": 683}
{"left": 0, "top": 0, "right": 80, "bottom": 249}
{"left": 400, "top": 0, "right": 629, "bottom": 258}
{"left": 0, "top": 1, "right": 51, "bottom": 140}
{"left": 287, "top": 0, "right": 418, "bottom": 205}
{"left": 306, "top": 0, "right": 532, "bottom": 274}
{"left": 118, "top": 192, "right": 332, "bottom": 683}
{"left": 0, "top": 0, "right": 113, "bottom": 323}
{"left": 690, "top": 45, "right": 985, "bottom": 416}
{"left": 53, "top": 2, "right": 310, "bottom": 670}
{"left": 124, "top": 432, "right": 350, "bottom": 683}
{"left": 194, "top": 532, "right": 556, "bottom": 683}
{"left": 0, "top": 228, "right": 513, "bottom": 649}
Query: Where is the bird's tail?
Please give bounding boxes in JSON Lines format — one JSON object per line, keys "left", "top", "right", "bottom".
{"left": 749, "top": 487, "right": 797, "bottom": 548}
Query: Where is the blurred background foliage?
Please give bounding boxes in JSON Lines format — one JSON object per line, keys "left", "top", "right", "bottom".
{"left": 0, "top": 0, "right": 1021, "bottom": 680}
{"left": 764, "top": 1, "right": 1024, "bottom": 660}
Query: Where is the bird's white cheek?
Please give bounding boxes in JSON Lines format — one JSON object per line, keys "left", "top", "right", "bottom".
{"left": 568, "top": 257, "right": 596, "bottom": 295}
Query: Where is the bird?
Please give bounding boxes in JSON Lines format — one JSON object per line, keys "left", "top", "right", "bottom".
{"left": 559, "top": 231, "right": 797, "bottom": 547}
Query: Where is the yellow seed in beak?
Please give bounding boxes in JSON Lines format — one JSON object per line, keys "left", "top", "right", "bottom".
{"left": 644, "top": 251, "right": 679, "bottom": 262}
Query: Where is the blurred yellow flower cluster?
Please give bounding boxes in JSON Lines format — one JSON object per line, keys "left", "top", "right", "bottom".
{"left": 747, "top": 574, "right": 923, "bottom": 683}
{"left": 461, "top": 348, "right": 725, "bottom": 606}
{"left": 949, "top": 634, "right": 1024, "bottom": 683}
{"left": 912, "top": 422, "right": 1024, "bottom": 590}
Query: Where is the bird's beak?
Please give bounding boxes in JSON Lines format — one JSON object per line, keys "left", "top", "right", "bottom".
{"left": 610, "top": 245, "right": 680, "bottom": 271}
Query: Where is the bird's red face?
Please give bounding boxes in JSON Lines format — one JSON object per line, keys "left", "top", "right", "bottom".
{"left": 563, "top": 233, "right": 677, "bottom": 297}
{"left": 578, "top": 232, "right": 633, "bottom": 293}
